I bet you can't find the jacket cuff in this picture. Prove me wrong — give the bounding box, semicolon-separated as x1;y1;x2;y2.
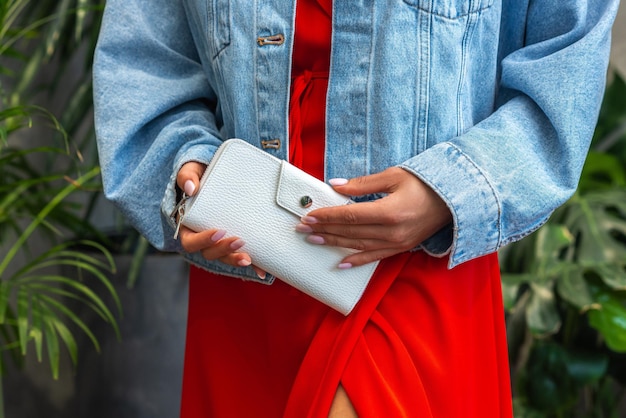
399;141;501;268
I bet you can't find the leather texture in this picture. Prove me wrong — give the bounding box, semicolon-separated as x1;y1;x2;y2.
182;139;379;315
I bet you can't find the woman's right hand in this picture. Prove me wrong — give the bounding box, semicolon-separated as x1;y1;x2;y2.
176;161;267;279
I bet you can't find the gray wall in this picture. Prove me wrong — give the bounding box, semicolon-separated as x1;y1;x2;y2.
611;3;626;77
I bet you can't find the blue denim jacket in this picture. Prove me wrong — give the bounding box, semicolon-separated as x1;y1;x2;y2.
93;0;619;283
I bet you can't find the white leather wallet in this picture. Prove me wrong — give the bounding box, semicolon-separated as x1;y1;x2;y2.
180;138;379;315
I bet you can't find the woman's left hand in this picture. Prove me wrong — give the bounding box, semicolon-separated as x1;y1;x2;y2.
296;167;453;268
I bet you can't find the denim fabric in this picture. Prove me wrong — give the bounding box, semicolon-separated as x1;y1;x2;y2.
93;0;619;282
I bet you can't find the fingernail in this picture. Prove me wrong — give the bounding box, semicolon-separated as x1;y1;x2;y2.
306;235;325;245
329;178;349;186
301;216;318;224
295;223;313;233
257;271;267;280
230;239;245;250
184;180;196;196
238;258;252;267
211;230;227;242
338;263;353;269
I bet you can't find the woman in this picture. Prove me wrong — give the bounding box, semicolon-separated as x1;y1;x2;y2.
93;0;619;416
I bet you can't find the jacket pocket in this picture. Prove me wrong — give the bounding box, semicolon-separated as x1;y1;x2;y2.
403;0;494;19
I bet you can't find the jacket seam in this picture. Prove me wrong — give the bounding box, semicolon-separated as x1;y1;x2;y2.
447;141;503;250
456;6;479;136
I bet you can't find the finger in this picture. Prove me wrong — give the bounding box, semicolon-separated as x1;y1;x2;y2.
252;265;268;280
218;252;253;268
305;232;407;253
327;167;406;196
215;254;267;280
179;226;244;258
339;247;402;268
179;227;267;278
296;222;397;242
199;236;248;261
177;161;207;196
303;199;401;226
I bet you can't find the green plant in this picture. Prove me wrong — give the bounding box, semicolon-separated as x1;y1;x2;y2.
501;73;626;417
0;0;119;414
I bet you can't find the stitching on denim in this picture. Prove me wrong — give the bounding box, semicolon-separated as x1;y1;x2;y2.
210;0;231;59
365;3;375;176
456;4;479;136
500;213;552;247
447;142;503;250
416;8;431;154
402;0;494;19
185;253;275;285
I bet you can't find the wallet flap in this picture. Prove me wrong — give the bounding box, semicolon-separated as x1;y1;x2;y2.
276;161;351;217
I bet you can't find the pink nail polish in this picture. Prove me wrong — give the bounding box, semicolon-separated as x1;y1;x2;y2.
301;216;318;224
295;223;314;233
184;179;196;196
211;230;227;242
329;178;349;186
230;239;245;250
338;263;353;269
307;235;325;245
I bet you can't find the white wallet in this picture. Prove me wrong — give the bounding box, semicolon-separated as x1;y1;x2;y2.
180;138;379;315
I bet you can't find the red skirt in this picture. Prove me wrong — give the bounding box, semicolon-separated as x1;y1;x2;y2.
181;253;512;417
180;0;512;416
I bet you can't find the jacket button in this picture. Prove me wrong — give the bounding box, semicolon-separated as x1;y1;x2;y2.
257;34;285;46
261;139;281;149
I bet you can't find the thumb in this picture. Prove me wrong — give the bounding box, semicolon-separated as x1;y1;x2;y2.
177;161;207;196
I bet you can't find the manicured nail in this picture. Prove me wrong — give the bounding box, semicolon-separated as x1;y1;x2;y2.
295;223;314;233
301;216;318;224
306;235;325;245
257;271;267;280
238;258;252;267
184;180;196;196
211;230;227;242
230;239;245;250
338;263;353;269
329;178;349;186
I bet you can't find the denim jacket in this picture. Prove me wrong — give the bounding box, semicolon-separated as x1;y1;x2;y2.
93;0;619;283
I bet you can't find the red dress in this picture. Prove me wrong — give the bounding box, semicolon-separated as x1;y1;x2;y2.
180;1;513;416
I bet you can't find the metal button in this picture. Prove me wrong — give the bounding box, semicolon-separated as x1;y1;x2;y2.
261;139;281;149
300;196;313;208
257;34;285;46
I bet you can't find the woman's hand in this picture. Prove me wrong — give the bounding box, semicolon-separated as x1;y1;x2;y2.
296;167;452;268
176;161;267;279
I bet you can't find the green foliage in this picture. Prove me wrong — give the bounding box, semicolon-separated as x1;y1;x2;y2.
0;0;118;387
501;73;626;417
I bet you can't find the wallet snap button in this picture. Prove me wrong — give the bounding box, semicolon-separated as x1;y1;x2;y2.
300;196;313;208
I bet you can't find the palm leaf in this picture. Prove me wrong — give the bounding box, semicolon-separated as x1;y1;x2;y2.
42;309;60;379
0;167;100;277
1;0;117;389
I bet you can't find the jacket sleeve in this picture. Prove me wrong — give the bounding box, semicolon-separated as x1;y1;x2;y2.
93;0;222;252
400;0;620;268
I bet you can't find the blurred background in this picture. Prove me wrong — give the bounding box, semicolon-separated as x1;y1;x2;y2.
613;6;626;76
1;2;626;418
